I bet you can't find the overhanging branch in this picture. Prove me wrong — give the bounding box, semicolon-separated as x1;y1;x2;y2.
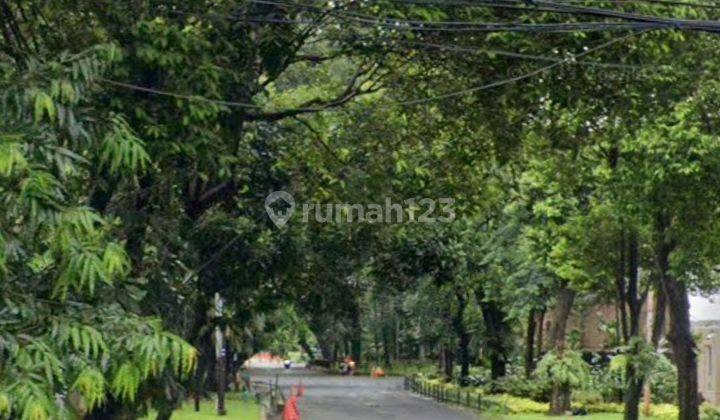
245;62;384;122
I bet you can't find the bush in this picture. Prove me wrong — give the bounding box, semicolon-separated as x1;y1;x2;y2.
572;389;604;405
581;402;623;413
648;403;679;419
583;351;677;404
535;350;590;391
481;393;675;417
647;354;678;404
484;394;549;414
489;375;548;401
701;403;720;420
587;355;625;402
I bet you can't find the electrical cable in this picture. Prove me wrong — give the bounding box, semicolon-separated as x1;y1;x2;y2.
164;4;684;33
389;30;642;106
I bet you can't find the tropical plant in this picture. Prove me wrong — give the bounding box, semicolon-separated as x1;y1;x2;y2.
0;45;195;419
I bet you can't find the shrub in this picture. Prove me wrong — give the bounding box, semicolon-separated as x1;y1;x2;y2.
572;389;604;405
489;375;548;401
574;401;677;418
581;402;623;413
535;350;590;391
584;350;677;404
648;403;679;419
587;356;624;402
484;394;549;414
701;403;720;420
647;354;678;404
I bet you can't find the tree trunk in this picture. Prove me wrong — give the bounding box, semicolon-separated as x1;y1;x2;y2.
663;275;699;420
478;292;510;380
438;344;445;374
616;226;629;342
551;383;572;416
395;316;401;363
537;308;545;356
643;286;667;415
155;409;173;420
623;228;644;420
525;309;536;378
382;321;392;366
549;285;575;415
188;295;211;412
651;286;667;348
443;344;454;380
624;374;644;420
656;215;699;420
318;340;335;362
454;289;471;382
351;336;362;365
124;175;154;276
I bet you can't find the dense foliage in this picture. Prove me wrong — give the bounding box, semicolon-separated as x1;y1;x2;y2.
3;1;720;419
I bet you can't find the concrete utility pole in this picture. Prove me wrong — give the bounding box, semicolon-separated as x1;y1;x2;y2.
215;293;227;416
642;290;654;416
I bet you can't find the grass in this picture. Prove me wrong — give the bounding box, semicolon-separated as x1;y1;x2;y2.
498;414;634;420
142;394;261;420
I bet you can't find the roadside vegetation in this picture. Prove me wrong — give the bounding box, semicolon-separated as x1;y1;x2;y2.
142;395;260;420
3;1;720;420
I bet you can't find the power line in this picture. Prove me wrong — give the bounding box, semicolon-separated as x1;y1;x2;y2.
100;79;265;109
164;3;700;70
167;9;670;33
161;5;696;70
369;37;664;70
102;78;366;114
393;0;720;8
391;30;642;106
246;0;720;34
536;0;720;32
101;30;654;114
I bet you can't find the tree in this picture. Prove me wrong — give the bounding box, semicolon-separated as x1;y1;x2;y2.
616;82;720;420
0;45;196;419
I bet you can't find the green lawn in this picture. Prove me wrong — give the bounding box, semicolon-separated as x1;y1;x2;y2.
142;395;261;420
497;414;660;420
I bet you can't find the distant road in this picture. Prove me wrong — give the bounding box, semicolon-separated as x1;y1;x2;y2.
248;368;478;420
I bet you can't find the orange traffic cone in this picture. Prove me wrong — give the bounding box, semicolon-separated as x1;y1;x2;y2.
283;396;301;420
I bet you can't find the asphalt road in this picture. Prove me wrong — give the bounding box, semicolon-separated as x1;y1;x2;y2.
248;368;478;420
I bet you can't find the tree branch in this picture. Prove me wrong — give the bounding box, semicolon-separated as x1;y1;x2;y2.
245;62;384;122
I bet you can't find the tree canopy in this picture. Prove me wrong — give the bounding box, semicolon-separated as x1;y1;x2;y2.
3;1;720;419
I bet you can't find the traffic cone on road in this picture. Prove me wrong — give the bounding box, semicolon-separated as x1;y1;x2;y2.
283;396;301;420
298;380;305;397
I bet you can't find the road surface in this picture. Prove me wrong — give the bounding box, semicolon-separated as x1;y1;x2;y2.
248;368;478;420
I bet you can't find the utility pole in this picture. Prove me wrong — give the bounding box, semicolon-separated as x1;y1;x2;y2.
642;290;654;416
214;293;227;416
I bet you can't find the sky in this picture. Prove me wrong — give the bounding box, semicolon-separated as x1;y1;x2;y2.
690;294;720;321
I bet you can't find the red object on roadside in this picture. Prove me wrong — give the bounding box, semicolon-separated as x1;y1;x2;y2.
283;396;301;420
298;380;305;397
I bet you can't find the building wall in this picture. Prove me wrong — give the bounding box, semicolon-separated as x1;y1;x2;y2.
542;303;649;352
541;299;720;405
698;332;720;405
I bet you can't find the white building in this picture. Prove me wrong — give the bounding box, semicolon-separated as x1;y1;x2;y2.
699;332;720;405
692;295;720;406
